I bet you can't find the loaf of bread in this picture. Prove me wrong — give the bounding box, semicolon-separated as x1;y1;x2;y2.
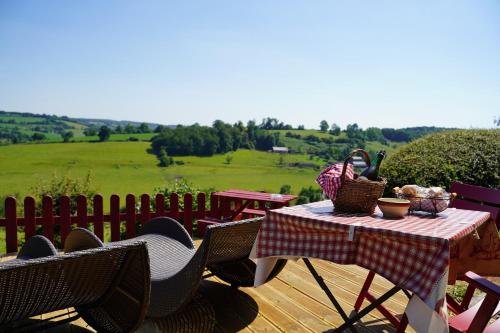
401;185;418;196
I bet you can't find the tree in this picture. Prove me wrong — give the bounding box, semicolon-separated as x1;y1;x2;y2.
329;123;341;136
83;126;97;136
32;132;46;141
255;132;277;151
365;127;383;141
279;184;292;194
158;148;173;167
115;125;123;134
247;120;257;142
297;125;305;130
124;123;136;134
61;131;74;143
138;123;149;133
154;125;165;133
320;120;329;132
98;126;111;141
346;123;365;140
225;152;233;164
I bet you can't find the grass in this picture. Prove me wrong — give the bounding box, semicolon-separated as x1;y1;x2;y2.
0;142;321;205
0;142;323;253
72;133;155;142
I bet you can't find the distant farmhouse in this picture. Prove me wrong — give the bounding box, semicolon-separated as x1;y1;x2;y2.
271;146;289;153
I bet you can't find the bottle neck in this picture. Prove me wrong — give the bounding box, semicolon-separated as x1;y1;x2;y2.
373;154;384;169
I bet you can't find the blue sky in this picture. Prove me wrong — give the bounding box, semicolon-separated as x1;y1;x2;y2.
1;1;499;129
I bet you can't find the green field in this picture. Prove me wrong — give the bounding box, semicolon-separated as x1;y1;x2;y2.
0;142;321;206
72;133;155;142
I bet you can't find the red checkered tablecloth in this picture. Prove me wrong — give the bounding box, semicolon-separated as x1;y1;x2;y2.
254;200;491;301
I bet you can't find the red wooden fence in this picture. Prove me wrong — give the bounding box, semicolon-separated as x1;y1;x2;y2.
0;193;208;254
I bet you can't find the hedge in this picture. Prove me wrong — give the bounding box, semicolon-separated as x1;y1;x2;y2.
381;129;500;191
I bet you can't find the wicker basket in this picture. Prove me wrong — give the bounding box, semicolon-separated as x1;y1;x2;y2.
334;149;387;214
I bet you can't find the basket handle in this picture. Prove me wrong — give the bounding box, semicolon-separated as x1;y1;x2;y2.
340;148;372;183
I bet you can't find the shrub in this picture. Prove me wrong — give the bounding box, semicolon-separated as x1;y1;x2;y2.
154;178;214;210
29;172;96;247
32;132;46;141
279;184;292;195
381;129;500;192
30;171;96;214
157;148;174;167
296;186;323;204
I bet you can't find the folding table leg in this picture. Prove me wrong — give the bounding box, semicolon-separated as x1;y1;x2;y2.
353;270;409;328
332;285;402;333
354;271;375;312
303;258;359;333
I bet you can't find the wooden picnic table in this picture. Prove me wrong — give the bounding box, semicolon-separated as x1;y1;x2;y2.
197;189;297;236
211;189;297;220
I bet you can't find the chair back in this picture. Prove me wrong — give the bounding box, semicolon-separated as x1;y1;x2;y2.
0;241;150;333
203;217;263;265
449;181;500;228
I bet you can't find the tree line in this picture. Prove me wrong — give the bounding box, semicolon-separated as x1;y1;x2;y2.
317;120;454;143
150;120;281;162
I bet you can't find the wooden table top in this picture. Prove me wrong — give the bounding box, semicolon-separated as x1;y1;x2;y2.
212;189;297;203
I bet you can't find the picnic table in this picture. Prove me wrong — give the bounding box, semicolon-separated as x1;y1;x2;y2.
250;200;500;333
197;190;296;236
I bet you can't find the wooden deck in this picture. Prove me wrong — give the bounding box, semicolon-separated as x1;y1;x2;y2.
1;246;415;333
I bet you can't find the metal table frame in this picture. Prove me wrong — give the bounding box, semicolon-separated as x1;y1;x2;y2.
303;258;408;332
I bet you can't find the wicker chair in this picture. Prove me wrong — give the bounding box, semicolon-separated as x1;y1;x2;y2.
66;216;286;318
0;235;150;333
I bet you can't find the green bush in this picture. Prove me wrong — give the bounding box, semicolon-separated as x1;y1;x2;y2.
29;172;96;247
154;178;214;210
381;129;500;192
296;186;323;204
30;171;96;214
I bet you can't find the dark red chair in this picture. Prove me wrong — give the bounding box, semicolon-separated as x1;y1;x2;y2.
448;271;500;333
449;181;500;229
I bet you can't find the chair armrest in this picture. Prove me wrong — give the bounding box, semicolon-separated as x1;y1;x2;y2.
464;271;500;297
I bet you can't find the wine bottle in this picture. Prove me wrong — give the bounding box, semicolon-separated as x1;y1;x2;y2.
360;150;386;181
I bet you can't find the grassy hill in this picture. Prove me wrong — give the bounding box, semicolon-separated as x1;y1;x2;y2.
0;142;322;207
0;111;161;144
0;111;86;142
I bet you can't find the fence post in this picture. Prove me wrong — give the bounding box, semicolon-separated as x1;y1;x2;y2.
125;194;136;239
169;193;179;220
5;197;18;253
24;196;36;241
60;196;71;247
76;195;88;229
197;192;206;219
110;194;121;241
184;193;193;235
140;194;150;225
93;195;104;241
155;193;165;217
42;196;54;244
210;193;219;218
